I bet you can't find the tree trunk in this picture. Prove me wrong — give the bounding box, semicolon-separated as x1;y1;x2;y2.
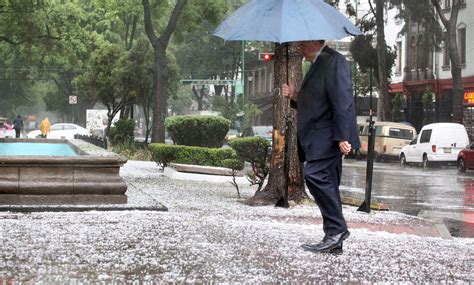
143;0;187;143
246;43;307;206
192;85;205;111
431;0;463;123
375;0;391;121
151;47;168;143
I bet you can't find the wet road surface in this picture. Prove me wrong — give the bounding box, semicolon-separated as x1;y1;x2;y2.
341;159;474;238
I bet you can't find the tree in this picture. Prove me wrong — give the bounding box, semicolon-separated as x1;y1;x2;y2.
0;0;83;118
391;93;403;122
348;1;396;121
142;0;227;143
119;37;154;143
169;85;193;115
431;0;463;123
246;43;308;206
370;0;391;121
75;44;135;134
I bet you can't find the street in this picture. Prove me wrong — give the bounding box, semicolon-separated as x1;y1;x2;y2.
341;159;474;238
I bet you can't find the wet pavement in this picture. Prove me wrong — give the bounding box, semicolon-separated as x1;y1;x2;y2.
0;160;473;283
340;159;474;238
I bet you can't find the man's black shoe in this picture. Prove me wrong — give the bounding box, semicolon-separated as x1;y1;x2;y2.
322;230;350;242
301;231;349;254
301;243;343;254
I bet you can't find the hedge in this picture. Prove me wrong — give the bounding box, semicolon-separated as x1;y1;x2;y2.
165;115;230;148
148;143;241;169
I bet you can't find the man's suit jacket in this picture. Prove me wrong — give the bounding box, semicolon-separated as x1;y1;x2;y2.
294;46;360;162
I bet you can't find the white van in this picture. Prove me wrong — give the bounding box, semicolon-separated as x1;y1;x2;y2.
399;123;469;168
359;122;417;161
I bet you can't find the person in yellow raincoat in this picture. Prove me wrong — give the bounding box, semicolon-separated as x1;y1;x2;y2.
39;117;51;138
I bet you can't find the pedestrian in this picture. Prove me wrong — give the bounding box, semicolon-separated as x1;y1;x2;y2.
39;117;51;138
12;114;23;138
282;40;360;254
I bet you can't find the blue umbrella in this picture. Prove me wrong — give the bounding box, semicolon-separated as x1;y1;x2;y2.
213;0;362;42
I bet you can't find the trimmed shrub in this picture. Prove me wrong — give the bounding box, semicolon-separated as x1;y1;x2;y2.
165;115;230;148
148;143;241;169
229;136;271;191
109;119;135;145
221;158;245;171
228;136;270;166
148;144;177;169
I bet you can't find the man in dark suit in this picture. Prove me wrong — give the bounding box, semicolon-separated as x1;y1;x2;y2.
282;40;360;254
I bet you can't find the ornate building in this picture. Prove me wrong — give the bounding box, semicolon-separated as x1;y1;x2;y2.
387;1;473;137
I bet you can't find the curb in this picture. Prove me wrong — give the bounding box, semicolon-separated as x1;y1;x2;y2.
342;196;390;211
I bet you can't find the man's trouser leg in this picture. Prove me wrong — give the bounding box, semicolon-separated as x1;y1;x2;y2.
304;154;346;236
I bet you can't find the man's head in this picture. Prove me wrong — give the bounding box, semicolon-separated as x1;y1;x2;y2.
298;40;325;62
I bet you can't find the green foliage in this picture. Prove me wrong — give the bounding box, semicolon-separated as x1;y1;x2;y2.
229;136;270;191
148;144;177;169
113;144;153;161
242;103;263;130
221;158;245;171
148;143;238;169
422;91;434;126
350;35;397;82
169;85;194;115
229;137;270;166
165;115;230;148
390;0;443;49
392;93;404;122
109;119;135;145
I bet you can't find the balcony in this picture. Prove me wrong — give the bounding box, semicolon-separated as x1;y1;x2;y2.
404;68;434;81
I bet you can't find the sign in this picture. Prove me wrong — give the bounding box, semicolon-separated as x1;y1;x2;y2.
69;95;77;104
86;109;120;130
464;92;474;105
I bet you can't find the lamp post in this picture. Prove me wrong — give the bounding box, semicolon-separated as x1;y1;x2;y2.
241;40;245;110
358;67;375;213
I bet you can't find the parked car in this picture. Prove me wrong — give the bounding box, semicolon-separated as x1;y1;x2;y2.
457;142;474;173
399;123;469;169
359;121;417;161
27;123;90;139
0;118;15;138
241;125;273;143
225;129;240;142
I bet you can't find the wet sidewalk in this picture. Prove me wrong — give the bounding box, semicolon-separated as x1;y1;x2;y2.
0;160;472;283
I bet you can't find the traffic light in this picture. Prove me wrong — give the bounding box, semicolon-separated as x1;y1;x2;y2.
258;52;274;62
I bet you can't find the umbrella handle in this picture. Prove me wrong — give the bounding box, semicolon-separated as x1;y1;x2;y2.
285;43;289;85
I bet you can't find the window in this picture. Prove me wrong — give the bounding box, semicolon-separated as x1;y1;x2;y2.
420;129;432;143
443;45;450;67
51;125;63;131
389;128;414;140
458;27;466;65
396;41;402;74
417;35;425;69
63;125;76;130
410;36;417;70
375;127;383;136
443;32;450;67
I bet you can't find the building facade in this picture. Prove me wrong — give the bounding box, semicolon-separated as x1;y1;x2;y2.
387;1;474;137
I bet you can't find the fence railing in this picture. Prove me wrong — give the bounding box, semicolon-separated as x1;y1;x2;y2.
74;134;108;149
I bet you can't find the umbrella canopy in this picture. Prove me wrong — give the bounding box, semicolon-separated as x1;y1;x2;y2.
214;0;362;43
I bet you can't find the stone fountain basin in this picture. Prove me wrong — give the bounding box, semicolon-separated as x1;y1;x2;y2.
0;138;128;195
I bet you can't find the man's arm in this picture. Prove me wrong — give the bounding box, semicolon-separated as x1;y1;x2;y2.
282;83;298;109
325;53;355;154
